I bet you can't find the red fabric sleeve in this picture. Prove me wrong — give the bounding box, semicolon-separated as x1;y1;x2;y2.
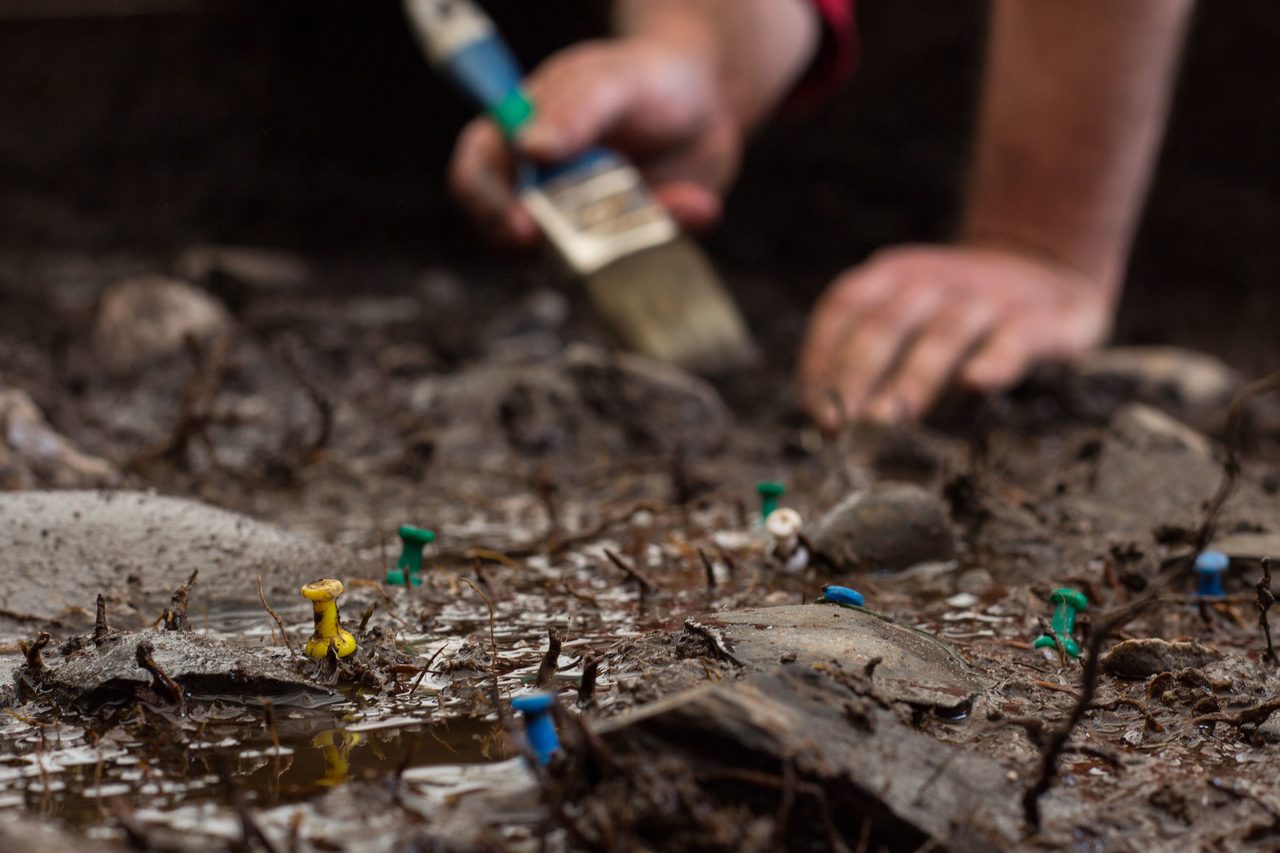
786;0;858;111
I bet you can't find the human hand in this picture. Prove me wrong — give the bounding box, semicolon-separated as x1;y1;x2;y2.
797;245;1116;429
448;36;741;245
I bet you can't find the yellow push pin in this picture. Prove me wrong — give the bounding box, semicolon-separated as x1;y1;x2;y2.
301;579;357;660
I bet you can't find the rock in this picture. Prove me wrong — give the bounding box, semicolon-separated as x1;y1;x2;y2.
404;343;729;461
0;386;119;488
681;603;983;711
1074;347;1239;413
0;490;362;636
810;482;955;572
1101;638;1222;679
91;275;231;375
1257;711;1280;744
36;629;339;710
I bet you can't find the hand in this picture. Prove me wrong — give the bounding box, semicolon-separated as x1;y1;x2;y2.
448;36;742;245
797;244;1116;429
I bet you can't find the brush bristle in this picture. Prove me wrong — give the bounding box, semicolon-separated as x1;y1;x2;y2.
583;238;758;375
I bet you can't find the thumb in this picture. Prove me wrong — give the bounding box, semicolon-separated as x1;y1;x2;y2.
515;73;634;162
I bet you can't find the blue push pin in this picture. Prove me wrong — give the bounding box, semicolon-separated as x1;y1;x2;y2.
511;692;559;766
821;584;865;607
1194;551;1229;597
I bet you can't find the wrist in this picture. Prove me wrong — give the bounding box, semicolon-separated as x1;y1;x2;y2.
957;217;1127;302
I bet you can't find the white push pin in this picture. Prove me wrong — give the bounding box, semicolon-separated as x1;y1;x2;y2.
766;507;809;571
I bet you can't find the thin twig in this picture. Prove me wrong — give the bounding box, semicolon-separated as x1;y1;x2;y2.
1257;557;1276;663
257;574;296;655
460;576;504;719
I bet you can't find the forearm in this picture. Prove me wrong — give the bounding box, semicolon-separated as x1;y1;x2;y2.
614;0;820;131
961;0;1194;294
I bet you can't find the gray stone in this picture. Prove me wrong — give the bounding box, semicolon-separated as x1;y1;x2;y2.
91;275;231;375
1257;711;1280;744
1101;638;1222;679
810;482;955;572
681;603;982;711
0;386;119;488
0;490;361;636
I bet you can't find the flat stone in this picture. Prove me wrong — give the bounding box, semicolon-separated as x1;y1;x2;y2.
682;603;982;711
38;629;338;709
810;483;955;572
1207;531;1280;563
0;490;361;636
1101;638;1222;679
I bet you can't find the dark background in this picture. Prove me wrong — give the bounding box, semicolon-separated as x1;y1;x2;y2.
0;0;1276;368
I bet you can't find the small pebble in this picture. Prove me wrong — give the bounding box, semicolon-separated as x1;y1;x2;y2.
946;592;978;609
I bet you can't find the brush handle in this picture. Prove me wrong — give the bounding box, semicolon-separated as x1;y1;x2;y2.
403;0;534;137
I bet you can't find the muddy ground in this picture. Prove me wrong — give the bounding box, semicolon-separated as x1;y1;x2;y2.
2;3;1280;851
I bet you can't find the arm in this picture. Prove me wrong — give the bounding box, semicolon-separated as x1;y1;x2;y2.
799;0;1194;427
962;0;1195;299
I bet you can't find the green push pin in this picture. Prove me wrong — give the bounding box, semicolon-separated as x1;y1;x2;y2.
756;481;785;521
1032;588;1089;658
385;525;436;587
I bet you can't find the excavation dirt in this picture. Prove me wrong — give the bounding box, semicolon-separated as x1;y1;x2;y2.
2;257;1280;852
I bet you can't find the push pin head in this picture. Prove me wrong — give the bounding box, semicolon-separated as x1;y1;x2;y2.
511;691;559;766
821;584;865;607
1194;551;1229;597
767;508;809;570
756;481;785;520
1032;587;1088;658
301;578;357;660
386;525;436;587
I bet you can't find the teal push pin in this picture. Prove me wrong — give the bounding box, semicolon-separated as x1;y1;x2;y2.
1032;588;1089;658
385;525;436;587
756;481;785;521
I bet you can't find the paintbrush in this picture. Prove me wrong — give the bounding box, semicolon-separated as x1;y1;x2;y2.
403;0;757;374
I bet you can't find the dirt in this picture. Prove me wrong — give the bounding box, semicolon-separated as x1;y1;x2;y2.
1;250;1279;850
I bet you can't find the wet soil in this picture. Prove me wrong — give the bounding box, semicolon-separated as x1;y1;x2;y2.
1;252;1279;850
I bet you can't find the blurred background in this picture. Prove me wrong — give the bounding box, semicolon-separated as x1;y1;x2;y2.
0;0;1276;369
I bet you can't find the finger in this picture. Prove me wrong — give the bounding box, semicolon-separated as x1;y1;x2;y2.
518;65;635;162
652;182;722;231
960;328;1035;392
863;301;995;422
448;119;534;244
796;269;900;424
830;288;946;421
